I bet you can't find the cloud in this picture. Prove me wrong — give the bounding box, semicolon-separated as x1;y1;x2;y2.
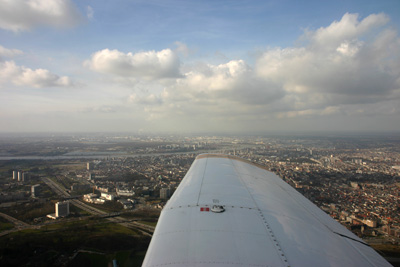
254;12;400;116
0;60;74;88
123;13;400;133
169;60;284;105
129;59;285;126
85;48;182;80
87;6;94;20
174;41;194;57
82;105;117;114
0;45;75;88
0;45;23;58
305;13;389;49
0;0;84;32
129;93;163;105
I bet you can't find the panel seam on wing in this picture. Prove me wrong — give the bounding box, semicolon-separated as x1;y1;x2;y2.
152;229;270;237
164;205;257;210
196;157;208;206
145;261;270;267
230;158;291;267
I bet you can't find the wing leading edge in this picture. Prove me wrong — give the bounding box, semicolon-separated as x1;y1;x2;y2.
142;154;391;267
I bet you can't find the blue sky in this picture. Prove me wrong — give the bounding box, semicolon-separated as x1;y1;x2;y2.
1;0;400;134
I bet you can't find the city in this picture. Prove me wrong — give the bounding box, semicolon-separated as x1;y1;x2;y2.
1;0;400;266
0;133;399;266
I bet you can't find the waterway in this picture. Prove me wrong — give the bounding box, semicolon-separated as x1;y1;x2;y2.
0;149;227;161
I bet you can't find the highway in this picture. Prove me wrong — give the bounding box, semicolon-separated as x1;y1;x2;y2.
41;176;155;236
41;177;106;215
0;211;41;237
0;177;155;237
0;211;29;228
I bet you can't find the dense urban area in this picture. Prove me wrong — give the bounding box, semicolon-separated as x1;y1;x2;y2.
0;133;399;266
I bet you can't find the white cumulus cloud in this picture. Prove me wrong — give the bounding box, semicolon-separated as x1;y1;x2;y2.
0;0;84;32
85;48;182;80
124;12;400;133
307;12;389;49
129;59;285;126
255;12;400;118
0;61;73;88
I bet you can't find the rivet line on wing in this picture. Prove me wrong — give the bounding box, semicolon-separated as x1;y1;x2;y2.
196;157;209;206
165;205;256;210
231;158;290;267
257;208;290;267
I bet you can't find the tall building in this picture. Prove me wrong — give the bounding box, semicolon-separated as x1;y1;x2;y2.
55;201;69;218
17;171;23;181
31;184;40;198
89;173;95;180
22;172;29;182
87;162;94;171
160;188;171;199
12;170;17;180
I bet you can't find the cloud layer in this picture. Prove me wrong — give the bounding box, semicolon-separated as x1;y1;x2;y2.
2;11;399;133
120;13;400;132
255;13;400;110
0;0;83;32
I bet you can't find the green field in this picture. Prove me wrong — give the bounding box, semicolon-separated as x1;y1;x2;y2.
0;200;56;223
0;219;151;266
68;250;146;267
0;222;13;231
138;220;157;227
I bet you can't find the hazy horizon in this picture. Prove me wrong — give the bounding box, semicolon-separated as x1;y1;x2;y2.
0;130;399;138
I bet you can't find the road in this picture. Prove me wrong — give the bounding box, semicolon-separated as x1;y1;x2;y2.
0;177;155;237
0;211;42;237
0;211;29;228
41;176;155;236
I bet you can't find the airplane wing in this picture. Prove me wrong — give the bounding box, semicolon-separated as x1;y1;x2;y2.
142;154;391;266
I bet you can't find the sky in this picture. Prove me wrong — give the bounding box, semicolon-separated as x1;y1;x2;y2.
0;0;400;135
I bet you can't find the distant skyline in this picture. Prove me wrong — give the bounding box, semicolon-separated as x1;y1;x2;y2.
1;0;400;134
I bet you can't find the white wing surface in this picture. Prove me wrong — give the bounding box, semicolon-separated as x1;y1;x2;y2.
142;154;391;267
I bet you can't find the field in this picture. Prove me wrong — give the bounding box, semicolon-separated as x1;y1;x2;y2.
0;219;151;266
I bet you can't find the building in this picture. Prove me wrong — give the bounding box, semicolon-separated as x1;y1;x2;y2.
160;188;171;199
83;193;98;202
101;192;115;201
83;193;105;204
55;201;69;218
22;172;29;182
88;173;95;180
363;219;377;228
12;170;17;180
116;189;135;197
97;186;110;193
118;199;133;209
71;183;91;192
17;171;23;181
31;184;40;198
87;162;94;171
